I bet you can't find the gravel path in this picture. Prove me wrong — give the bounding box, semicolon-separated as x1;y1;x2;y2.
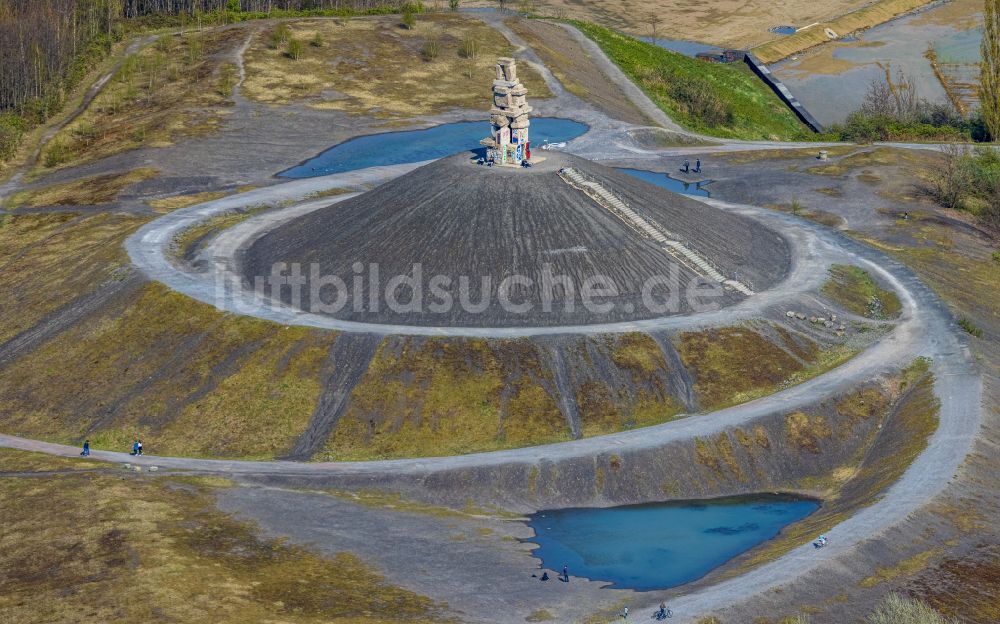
0;193;982;620
125;156;844;338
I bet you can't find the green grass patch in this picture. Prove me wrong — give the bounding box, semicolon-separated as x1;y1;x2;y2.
822;264;902;320
958;318;983;338
572;21;812;141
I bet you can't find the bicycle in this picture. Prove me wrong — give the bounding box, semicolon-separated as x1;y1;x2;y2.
652;606;673;620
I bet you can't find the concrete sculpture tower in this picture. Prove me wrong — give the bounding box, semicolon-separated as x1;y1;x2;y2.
481;57;532;165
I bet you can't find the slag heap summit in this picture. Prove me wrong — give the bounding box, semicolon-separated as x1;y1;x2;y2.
481;57;532;165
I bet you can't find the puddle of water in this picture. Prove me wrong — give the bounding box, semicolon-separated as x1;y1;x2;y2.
617;168;712;197
770;26;798;35
279;118;589;178
527;495;819;591
640;37;720;58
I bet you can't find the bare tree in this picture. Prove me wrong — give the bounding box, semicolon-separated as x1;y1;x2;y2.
982;0;1000;139
647;11;660;45
860;69;920;121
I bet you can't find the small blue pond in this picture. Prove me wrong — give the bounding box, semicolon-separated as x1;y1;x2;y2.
279;118;589;178
618;168;712;197
640;37;720;58
769;25;798;35
527;496;819;591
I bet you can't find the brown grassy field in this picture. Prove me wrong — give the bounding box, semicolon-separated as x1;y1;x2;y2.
0;449;448;624
7;168;158;209
753;0;931;62
320;337;571;460
473;0;928;50
0;281;337;458
0;212;145;344
39;28;243;174
676;323;859;411
242;13;551;115
505;18;650;125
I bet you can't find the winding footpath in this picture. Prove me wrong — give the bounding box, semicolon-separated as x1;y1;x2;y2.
0;18;986;623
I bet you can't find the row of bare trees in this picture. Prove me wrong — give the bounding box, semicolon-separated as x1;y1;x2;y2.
0;0;122;113
0;0;405;115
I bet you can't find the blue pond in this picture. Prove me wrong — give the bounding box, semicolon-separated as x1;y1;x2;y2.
279;118;589;178
618;168;712;197
639;37;720;58
527;496;819;591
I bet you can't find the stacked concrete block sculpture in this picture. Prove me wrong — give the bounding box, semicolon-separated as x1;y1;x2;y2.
480;57;532;165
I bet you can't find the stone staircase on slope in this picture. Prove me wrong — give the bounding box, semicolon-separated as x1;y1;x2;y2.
559;167;753;296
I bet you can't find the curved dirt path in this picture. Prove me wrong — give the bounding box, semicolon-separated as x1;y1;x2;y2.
0;15;986;622
0;193;982;621
125;165;856;337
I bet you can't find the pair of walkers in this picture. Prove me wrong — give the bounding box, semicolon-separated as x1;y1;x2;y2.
80;439;146;456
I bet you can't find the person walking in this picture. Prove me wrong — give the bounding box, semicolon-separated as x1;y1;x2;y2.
81;440;90;457
131;439;139;456
562;565;569;582
137;440;143;456
694;158;702;173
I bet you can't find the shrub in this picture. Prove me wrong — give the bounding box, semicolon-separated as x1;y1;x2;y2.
310;32;324;47
401;5;417;29
43;141;69;168
285;38;304;60
993;251;1000;264
958;318;983;338
867;594;957;624
0;113;27;161
217;64;237;97
449;0;460;9
269;23;291;49
459;35;480;59
422;38;440;61
930;147;1000;233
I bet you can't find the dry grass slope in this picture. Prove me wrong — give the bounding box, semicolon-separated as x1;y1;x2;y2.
739;359;938;568
0;449;448;623
676;323;857;411
243;14;551;115
41;28;242;172
753;0;932;63
8;168;158;209
0;212;144;344
0;282;336;459
321;337;570;460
